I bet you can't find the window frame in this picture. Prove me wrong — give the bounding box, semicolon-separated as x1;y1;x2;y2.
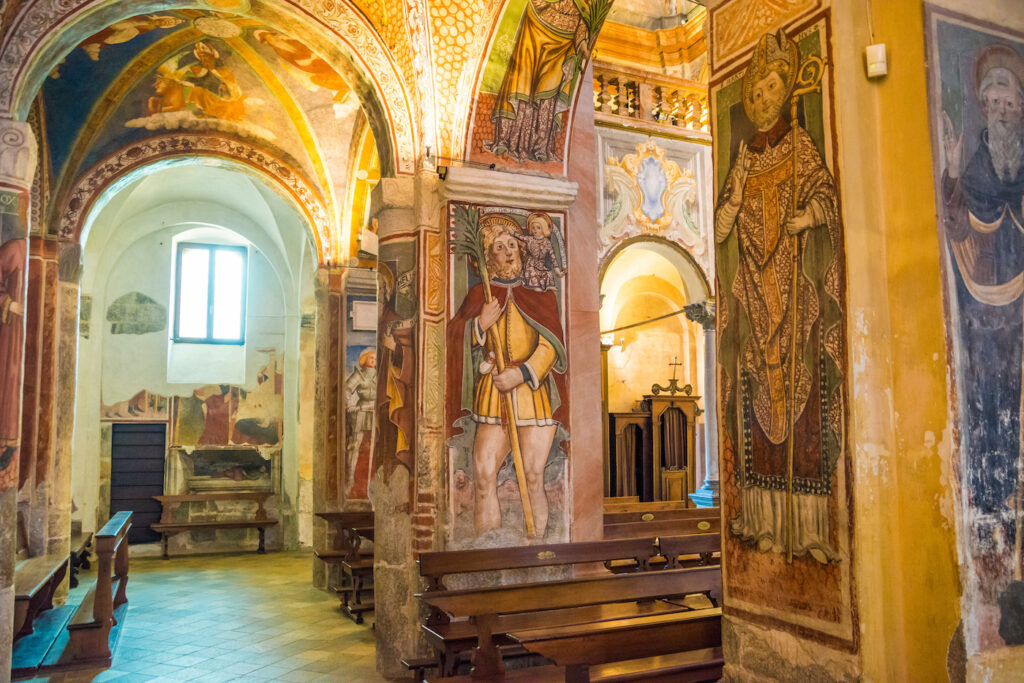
172;241;248;345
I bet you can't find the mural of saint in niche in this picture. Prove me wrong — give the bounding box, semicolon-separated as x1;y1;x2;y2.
486;0;607;163
929;16;1024;646
0;191;27;492
375;254;417;480
345;347;377;499
448;206;569;545
716;29;844;564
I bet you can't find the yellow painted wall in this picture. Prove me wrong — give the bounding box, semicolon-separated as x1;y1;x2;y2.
833;0;960;678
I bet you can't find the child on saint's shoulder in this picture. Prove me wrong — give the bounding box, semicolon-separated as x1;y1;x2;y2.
517;212;566;291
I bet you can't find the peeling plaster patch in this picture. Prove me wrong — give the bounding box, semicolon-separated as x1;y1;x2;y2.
925;430;937;449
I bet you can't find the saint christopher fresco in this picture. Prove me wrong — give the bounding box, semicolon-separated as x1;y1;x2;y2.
716;29;844;564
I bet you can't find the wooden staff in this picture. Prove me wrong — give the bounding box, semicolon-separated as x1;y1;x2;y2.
785;54;825;564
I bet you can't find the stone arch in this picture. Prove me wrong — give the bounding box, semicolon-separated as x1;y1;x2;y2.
59;134;331;263
0;0;416;176
599;234;712;304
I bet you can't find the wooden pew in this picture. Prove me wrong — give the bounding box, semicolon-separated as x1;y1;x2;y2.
152;492;277;559
315;511;374;623
415;538;660;677
69;532;92;589
13;555;69;640
603;508;720;541
420;566;722;682
66;511;132;666
659;534;721;569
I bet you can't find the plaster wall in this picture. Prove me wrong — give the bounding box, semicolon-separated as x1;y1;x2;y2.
70;168;315;554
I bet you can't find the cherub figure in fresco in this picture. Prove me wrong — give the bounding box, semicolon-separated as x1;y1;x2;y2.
486;0;592;162
148;42;246;121
514;212;566;292
716;29;843;564
80;15;183;61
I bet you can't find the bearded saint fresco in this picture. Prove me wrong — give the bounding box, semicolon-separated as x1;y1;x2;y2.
937;37;1024;644
447;210;568;541
716;29;844;564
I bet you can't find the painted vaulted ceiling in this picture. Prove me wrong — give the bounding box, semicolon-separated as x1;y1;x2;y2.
1;0;706;257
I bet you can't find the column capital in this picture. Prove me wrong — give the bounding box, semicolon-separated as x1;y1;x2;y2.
0;119;36;190
684;298;716;330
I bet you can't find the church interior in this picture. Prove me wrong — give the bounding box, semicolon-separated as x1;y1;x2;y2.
1;0;1023;680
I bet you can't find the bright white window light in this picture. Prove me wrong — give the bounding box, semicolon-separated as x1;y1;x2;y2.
174;243;247;344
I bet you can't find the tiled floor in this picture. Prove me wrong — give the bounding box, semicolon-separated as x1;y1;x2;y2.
29;551;390;683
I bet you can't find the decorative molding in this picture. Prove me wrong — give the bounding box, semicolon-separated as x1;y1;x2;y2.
0;119;36;190
0;0;416;174
58;134;331;260
441;166;578;211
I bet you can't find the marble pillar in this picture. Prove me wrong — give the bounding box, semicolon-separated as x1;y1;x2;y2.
0;119;38;677
685;300;719;508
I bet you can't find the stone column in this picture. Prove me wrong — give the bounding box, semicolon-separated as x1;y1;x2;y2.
0;119;38;676
685;300;718;508
370;174;421;678
48;243;81;568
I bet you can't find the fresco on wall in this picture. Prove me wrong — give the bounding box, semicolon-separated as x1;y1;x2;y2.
925;7;1024;650
102;390;169;420
106;291;167;335
0;190;28;493
468;0;611;173
40;9;360;247
171;352;284;447
375;240;417;483
345;295;377;500
712;14;855;648
446;203;569;548
602;137;702;259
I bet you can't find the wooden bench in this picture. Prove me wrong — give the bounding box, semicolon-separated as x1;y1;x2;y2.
603;508;720;541
315;511;374;623
65;510;132;667
415;538;661;677
152;492;277;559
419;565;722;682
13;554;69;640
69;532;92;589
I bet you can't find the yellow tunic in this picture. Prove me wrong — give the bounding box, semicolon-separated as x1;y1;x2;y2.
472;290;557;426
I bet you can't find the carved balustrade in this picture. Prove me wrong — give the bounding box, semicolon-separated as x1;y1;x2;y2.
593;62;709;135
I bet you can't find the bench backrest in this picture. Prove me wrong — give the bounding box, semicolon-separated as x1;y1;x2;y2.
604;507;720;525
154;492;272;503
316;511;374;528
154;493;272;524
658;534;721;567
418;565;721;617
604;516;721;540
604;500;694;514
418;537;658;590
96;510;132;556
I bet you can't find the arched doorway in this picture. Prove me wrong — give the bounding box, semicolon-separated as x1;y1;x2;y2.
599;236;712;504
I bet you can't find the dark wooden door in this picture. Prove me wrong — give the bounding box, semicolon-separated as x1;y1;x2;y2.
110;423;166;544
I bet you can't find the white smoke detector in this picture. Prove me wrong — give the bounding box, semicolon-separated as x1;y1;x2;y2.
865;43;888;78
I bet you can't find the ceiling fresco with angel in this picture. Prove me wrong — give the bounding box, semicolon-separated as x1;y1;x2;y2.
38;9;367;252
